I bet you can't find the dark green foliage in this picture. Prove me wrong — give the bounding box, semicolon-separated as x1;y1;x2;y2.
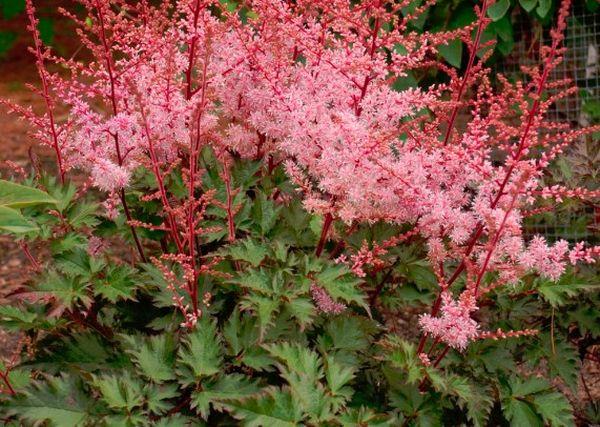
0;153;594;426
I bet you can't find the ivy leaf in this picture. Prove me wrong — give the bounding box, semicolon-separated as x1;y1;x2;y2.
177;316;223;383
5;374;100;427
487;0;510;21
191;374;261;419
225;386;303;426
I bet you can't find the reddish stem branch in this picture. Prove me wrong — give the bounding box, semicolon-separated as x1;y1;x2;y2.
26;0;65;184
315;213;333;257
416;0;569;367
94;1;146;263
442;0;490;147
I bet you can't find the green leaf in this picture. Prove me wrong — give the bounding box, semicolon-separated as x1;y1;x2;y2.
66;202;99;229
501;377;574;427
487;0;510;21
251;192;280;235
0;30;16;55
439;39;463;68
94;265;138;303
315;264;367;311
0;206;38;233
177;316;223;382
324;355;355;399
338;407;395;426
5;374;99;427
265;342;333;420
225;387;303;426
228;238;268;266
123;334;177;383
144;383;179;415
38;17;54;45
284;297;315;330
519;0;538;12
0;179;57;208
536;0;551;18
536;273;589;307
1;0;25;19
36;272;91;309
93;372;144;411
191;374;260;419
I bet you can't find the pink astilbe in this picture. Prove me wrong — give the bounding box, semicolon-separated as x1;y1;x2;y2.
7;0;599;341
310;284;346;315
419;292;479;351
520;236;570;281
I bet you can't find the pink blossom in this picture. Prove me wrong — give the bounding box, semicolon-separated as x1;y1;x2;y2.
310;284;346;315
419;292;479;350
520;236;569;281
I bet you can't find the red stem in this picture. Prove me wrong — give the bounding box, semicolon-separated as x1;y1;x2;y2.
95;2;146;263
417;0;567;360
26;0;65;184
0;371;15;395
20;242;40;271
442;0;490;147
315;213;333;257
223;167;236;243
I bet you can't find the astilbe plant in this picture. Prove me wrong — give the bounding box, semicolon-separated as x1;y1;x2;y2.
0;0;599;425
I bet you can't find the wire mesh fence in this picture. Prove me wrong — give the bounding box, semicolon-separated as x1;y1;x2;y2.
499;3;599;243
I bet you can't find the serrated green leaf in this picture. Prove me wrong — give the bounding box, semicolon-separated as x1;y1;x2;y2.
94;265;138;303
177;316;223;382
228;238;268;266
501;376;574;427
36;272;91;309
93;372;144;411
191;374;260;419
123;334;177;383
5;374;99;427
225;387;303;426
